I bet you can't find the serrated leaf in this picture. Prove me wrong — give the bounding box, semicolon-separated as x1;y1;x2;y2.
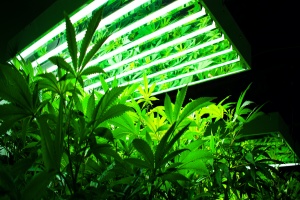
160;149;188;168
64;12;78;70
81;36;109;69
79;6;104;68
178;97;215;125
80;66;105;76
97;86;127;115
0;63;33;111
48;56;75;75
180;150;213;163
180;159;209;175
96;104;133;125
132;139;154;169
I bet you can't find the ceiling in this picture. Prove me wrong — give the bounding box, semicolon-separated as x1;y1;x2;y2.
0;0;299;146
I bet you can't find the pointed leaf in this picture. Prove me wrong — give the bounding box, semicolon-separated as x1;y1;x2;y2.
79;6;104;68
86;89;95;120
173;86;187;121
180;159;209;175
178;97;215;125
155;123;176;167
64;12;78;70
81;35;109;69
48;56;75;75
180;150;213;163
132;139;154;169
96;104;133;125
80;65;105;76
161;149;188;168
125;158;151;169
164;94;173;123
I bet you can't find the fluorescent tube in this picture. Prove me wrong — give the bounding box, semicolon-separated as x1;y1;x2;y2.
32;0;151;67
20;0;109;59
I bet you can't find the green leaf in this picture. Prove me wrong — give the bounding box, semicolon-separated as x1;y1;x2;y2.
96;104;133;125
37;73;60;93
37;115;60;171
78;6;104;68
80;65;105;76
180;150;213;163
132;139;154;169
125;158;151;169
81;35;109;69
164;123;190;155
155;123;176;168
110;176;135;187
48;56;75;75
180;159;209;175
94;127;114;142
161;149;188;168
64;11;78;70
161;173;189;182
86;89;95;120
90;144;122;163
99;74;109;92
109;113;137;135
164;94;173;123
245;152;255;166
0;63;33;111
95;86;127;118
178;97;215;125
173;86;187;121
21;171;56;200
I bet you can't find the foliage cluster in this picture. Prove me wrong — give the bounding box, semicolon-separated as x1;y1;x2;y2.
0;5;299;200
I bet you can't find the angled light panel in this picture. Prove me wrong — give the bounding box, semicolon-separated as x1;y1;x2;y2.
13;0;251;98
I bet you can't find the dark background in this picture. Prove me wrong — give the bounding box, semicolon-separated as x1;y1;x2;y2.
0;0;299;150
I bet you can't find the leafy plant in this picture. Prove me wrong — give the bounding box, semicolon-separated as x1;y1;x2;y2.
1;2;299;199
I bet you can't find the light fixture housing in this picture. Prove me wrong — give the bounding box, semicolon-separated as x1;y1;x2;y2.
8;0;251;98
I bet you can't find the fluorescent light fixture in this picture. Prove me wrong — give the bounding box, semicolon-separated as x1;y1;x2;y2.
15;0;251;99
88;22;216;79
85;9;206;68
84;41;230;91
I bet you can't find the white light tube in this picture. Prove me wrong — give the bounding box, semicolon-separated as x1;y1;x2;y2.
154;58;239;87
103;35;224;83
85;10;206;68
20;0;109;59
46;0;196;72
87;22;216;80
118;48;233;87
33;0;151;67
84;48;234;91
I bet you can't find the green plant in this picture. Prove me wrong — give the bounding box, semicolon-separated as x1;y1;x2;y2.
1;2;299;200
